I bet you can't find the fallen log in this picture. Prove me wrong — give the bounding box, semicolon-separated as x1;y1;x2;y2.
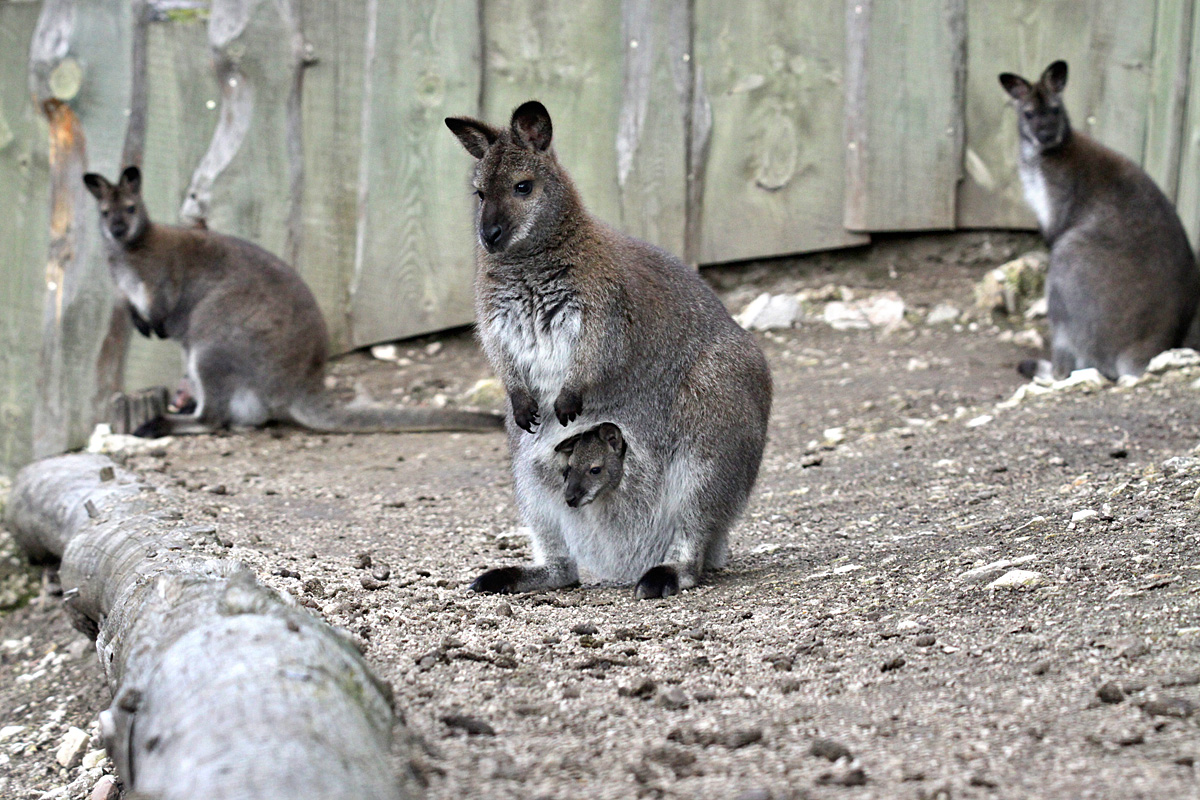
5;453;410;799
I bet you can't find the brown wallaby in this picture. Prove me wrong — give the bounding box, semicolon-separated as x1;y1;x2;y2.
1000;60;1200;380
555;422;625;508
83;166;503;436
446;101;772;599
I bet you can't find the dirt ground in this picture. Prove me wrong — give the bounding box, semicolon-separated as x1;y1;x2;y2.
3;232;1200;800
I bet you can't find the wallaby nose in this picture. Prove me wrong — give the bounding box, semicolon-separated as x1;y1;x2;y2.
565;491;581;508
110;222;128;238
483;223;505;248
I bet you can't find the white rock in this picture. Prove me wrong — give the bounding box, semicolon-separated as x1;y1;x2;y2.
965;414;993;428
1051;368;1105;391
1146;348;1200;374
736;292;803;331
81;748;108;769
0;724;26;741
424;341;443;356
86;424;172;455
823;292;906;331
926;303;960;325
960;559;1014;583
987;569;1045;589
822;427;846;445
55;726;89;768
369;343;398;361
460;377;505;408
1023;296;1049;319
1012;328;1045;350
1071;509;1098;523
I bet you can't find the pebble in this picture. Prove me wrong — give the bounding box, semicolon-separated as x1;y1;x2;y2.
816;764;868;786
0;725;26;741
915;634;937;647
987;569;1045;589
571;622;599;636
1141;697;1196;718
55;726;89;768
360;576;387;591
370;565;391;581
926;303;960;325
494;601;514;618
658;688;689;710
682;627;707;641
734;790;772;800
442;714;495;735
90;776;119;800
810;738;853;762
619;678;657;699
736;292;802;331
1071;509;1098;523
424;341;443;356
1097;681;1125;704
355;552;372;569
881;656;906;672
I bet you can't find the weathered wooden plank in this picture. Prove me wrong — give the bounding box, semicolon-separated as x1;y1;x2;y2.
693;0;867;264
30;0;136;460
957;0;1158;229
844;0;965;232
1142;0;1193;201
0;1;51;477
1171;2;1200;250
297;0;366;351
483;0;624;231
349;0;482;347
615;0;689;258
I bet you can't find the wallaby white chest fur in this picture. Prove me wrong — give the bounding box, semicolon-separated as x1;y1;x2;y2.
487;295;581;405
112;263;151;319
1018;154;1053;231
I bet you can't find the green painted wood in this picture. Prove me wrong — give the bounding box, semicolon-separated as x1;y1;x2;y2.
693;0;867;263
483;0;624;232
1143;0;1194;201
1172;2;1200;250
845;0;965;232
957;0;1158;229
297;0;366;352
349;0;482;347
0;1;51;476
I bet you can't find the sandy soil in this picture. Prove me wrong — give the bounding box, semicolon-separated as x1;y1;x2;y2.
2;232;1199;800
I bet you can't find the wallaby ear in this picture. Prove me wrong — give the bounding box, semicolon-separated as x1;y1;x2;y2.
445;117;500;159
596;423;624;453
118;165;142;195
510;101;553;152
554;433;581;455
998;73;1032;101
1041;60;1068;94
82;173;111;200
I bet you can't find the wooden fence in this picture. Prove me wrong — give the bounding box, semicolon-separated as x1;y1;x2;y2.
2;0;1200;476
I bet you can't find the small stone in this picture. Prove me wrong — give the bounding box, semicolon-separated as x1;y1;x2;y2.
619;678;657;699
441;714;494;735
81;749;108;769
763;653;794;671
816;764;868;786
723;726;764;749
926;303;960;325
1141;697;1196;718
810;738;853;762
1030;660;1053;676
1118;639;1151;660
734;790;772;800
494;601;514;617
360;576;386;591
370;565;391;581
822;427;846;445
370;344;399;361
987;569;1045;589
958;559;1014;584
562;684;581;699
915;634;937;647
736;292;803;331
424;341;443;356
1146;348;1200;374
206;484;228;495
1071;509;1098;523
658;688;689;710
302;578;324;597
441;635;464;649
881;656;906;672
55;726;89;768
1097;681;1125;704
90;776;120;800
682;627;707;641
355;552;372;569
461;378;506;408
0;725;26;741
571;622;599;636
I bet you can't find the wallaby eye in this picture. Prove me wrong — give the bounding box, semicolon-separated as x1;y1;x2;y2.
589;466;602;475
514;180;533;196
473;189;483;200
125;205;136;213
1022;109;1036;120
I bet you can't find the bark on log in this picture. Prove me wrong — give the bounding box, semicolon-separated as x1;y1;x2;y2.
5;453;410;800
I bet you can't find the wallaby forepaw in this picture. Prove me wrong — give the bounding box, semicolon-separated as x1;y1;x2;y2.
553;388;582;426
635;566;679;600
470;566;524;594
510;391;539;433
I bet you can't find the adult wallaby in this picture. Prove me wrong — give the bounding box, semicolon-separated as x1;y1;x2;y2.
999;60;1200;380
555;422;626;509
83;166;503;436
446;101;772;599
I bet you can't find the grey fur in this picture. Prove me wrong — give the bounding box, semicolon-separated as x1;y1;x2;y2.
1000;61;1200;380
82;167;502;435
446;101;772;599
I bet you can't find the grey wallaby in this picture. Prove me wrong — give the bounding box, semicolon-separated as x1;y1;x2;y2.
446;101;772;599
999;60;1200;380
83;166;503;436
555;422;626;509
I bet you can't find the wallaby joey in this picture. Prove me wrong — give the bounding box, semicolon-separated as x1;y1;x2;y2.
1000;61;1200;380
555;423;625;508
446;101;772;599
83;166;503;436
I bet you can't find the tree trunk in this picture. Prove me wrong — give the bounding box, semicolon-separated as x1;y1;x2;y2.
5;453;411;800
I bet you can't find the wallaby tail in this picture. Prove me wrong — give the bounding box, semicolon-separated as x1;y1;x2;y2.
288;392;503;433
